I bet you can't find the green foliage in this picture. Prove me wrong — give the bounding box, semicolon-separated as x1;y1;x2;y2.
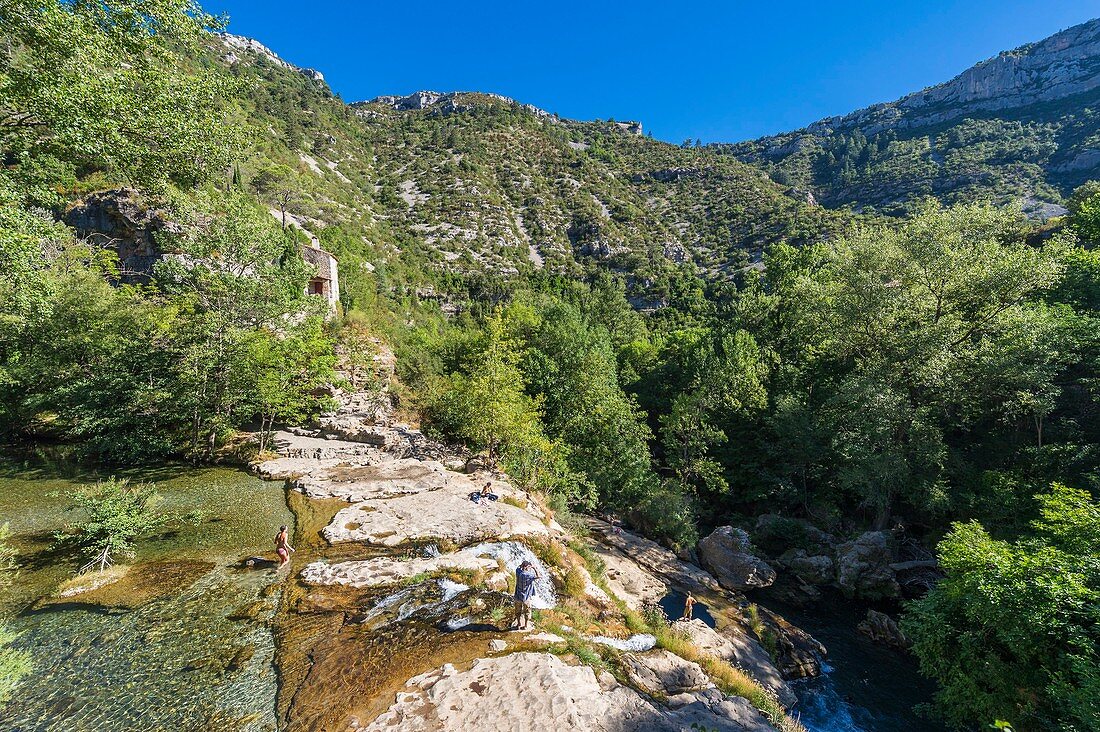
0;0;241;188
903;485;1100;731
0;188;336;460
1068;182;1100;245
53;478;166;571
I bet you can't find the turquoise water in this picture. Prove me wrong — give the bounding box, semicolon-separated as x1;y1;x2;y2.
0;461;292;732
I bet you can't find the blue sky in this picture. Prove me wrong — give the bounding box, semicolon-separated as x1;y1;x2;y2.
210;0;1100;143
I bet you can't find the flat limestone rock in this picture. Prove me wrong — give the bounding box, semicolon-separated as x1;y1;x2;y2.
301;549;500;589
292;458;454;501
266;430;378;461
324;488;553;547
588;542;668;610
674;619;796;708
254;456;358;482
361;652;774;732
586;518;720;594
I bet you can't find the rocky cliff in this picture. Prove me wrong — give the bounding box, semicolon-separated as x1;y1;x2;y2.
728;18;1100;215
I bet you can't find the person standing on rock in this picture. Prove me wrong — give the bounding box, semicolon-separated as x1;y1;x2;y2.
681;594;696;621
512;560;540;631
276;525;295;567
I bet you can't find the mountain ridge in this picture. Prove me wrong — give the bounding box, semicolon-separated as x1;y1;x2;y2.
725;17;1100;215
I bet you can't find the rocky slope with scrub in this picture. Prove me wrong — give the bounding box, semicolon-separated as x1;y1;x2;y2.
250;348;816;731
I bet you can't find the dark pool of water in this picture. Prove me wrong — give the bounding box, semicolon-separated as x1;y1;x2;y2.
773;596;945;732
659;590;716;628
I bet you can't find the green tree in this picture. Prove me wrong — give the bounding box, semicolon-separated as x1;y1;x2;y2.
432;311;544;465
903;485;1100;730
53;478;166;572
0;0;240;187
245;321;337;453
1067;181;1100;245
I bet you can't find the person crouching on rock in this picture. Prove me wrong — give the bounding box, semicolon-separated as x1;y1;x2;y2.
512;560;540;631
470;481;498;504
275;525;295;567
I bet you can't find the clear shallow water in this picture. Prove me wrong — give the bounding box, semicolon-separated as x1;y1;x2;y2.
0;461;292;732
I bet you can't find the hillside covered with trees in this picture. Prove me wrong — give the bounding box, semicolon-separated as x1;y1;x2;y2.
1;2;1098;731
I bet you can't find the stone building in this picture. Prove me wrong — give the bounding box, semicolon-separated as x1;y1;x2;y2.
301;241;340;309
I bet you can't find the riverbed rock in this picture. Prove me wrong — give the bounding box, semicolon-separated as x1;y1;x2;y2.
779;549;835;585
857;609;910;649
324;488;554;547
300;548;501;589
835;531;900;600
698;526;776;591
360;652;774;731
622;649;712;696
586;518;720;595
675;619;796;708
45;560;215;610
754;606;827;680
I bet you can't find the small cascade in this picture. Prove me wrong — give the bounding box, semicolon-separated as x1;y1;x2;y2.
437;578;468;602
587;634;657;652
469;541;557;609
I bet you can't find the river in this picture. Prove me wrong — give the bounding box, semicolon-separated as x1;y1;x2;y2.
0;459;292;732
774;596;945;732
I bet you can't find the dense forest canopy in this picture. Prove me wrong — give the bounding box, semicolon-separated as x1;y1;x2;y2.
1;1;1098;729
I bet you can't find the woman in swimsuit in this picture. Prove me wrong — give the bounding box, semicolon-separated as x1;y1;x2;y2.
276;525;294;567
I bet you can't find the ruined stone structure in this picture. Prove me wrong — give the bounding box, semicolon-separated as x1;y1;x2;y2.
301;242;340;309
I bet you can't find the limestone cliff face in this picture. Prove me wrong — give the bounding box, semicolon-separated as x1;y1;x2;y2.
217;33;326;84
730;18;1100;213
805;18;1100;136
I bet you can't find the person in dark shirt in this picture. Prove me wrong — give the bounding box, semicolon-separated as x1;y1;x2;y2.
512;560;540;630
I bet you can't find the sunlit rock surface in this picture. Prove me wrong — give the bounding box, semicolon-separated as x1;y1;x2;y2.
359;652;774;732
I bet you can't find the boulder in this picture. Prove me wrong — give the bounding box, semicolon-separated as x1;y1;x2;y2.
698;527;776;591
675;619;796;708
754;606;827;680
622;650;712;696
835;532;900;599
779;549;835;585
857;609;910;649
361;652;774;732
